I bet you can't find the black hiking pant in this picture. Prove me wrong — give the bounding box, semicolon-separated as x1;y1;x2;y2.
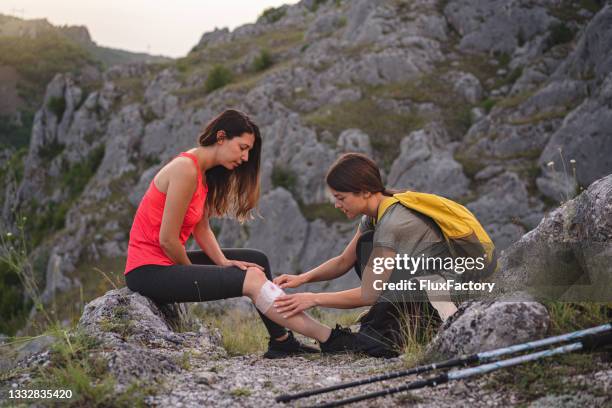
353;231;442;357
125;248;286;338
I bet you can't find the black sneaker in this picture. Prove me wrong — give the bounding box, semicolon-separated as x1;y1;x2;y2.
320;324;360;354
263;331;320;359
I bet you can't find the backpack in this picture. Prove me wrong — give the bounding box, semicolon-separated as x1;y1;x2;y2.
376;191;498;282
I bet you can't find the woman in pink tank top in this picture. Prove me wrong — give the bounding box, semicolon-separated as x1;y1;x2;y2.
124;109;350;358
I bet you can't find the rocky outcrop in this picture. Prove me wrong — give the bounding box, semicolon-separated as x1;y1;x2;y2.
467;172;544;250
427;172;612;359
444;0;556;54
426;299;550;359
77;287;224;389
535;5;612;201
497;173;612;302
387;124;470;200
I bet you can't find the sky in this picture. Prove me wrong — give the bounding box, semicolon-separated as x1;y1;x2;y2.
0;0;299;58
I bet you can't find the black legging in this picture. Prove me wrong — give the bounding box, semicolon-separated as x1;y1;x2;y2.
125;248;286;338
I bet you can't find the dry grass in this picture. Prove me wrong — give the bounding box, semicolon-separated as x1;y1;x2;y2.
194;305;364;356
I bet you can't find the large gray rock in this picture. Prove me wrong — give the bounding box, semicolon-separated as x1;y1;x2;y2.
341;0;386;45
426;299;550;359
497;174;612;302
444;0;555;54
336;128;373;157
263;115;336;204
446;71;483;104
40;253;74;303
536;72;612;201
305;10;345;41
388;126;470;200
197;27;230;48
78;287;224;390
467;172;544;250
0;334;56;373
299;219;362;293
554;5;612;82
244;188;308;274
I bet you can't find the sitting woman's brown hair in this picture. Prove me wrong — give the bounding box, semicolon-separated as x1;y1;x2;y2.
198;109;262;222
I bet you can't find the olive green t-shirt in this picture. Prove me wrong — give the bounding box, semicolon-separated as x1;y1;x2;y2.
358;202;453;279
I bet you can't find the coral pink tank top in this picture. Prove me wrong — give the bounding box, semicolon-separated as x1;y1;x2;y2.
124;152;208;275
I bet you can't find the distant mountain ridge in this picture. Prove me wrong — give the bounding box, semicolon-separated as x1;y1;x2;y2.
0;13;169;66
0;13;170;148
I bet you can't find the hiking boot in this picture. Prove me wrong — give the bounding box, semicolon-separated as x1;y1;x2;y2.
320;324;360;354
263;331;319;359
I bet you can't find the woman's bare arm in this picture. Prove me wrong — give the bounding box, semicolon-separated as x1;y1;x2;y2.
192;212;227;265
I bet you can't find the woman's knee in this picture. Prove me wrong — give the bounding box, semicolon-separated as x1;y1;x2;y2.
245;249;272;275
242;266;268;298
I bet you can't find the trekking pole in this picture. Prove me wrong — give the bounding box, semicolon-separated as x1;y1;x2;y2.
276;322;611;403
307;329;612;408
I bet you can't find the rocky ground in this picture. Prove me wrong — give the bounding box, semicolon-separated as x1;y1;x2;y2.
145;345;612;408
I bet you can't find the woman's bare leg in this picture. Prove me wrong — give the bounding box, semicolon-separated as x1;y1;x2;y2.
243;267;332;342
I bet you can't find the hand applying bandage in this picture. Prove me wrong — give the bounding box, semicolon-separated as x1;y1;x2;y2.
273;292;318;318
254;281;285;313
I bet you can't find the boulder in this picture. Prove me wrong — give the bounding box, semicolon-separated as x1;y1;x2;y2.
243;188;308;274
388;126;470;200
537;73;612;201
555;5;612;83
467;171;544;250
497;173;612;302
444;0;555;54
78;287;224;389
336;128;373;156
426;299;550;359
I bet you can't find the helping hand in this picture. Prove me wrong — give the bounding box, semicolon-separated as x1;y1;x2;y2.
274;293;317;318
273;274;305;289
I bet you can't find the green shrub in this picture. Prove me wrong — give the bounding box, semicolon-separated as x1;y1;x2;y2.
547;23;574;48
0;33;95;150
38;138;66;162
299;202;349;225
61;145;105;197
481;98;496;113
259;7;286;24
252;49;274;72
271;165;298;195
507;67;523;83
22;145;106;247
0;258;33;335
449;106;473;135
33;329;159;407
0;111;35;149
204;65;233;93
47;96;66;121
0;147;27;186
307;0;328;12
494;51;511;67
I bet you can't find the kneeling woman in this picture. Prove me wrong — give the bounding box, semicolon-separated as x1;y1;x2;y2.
274;153;461;357
124;109;351;358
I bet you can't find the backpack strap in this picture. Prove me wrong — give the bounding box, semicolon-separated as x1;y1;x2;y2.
374;196;399;226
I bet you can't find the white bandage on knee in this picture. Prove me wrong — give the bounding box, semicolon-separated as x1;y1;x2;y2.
255;281;285;313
